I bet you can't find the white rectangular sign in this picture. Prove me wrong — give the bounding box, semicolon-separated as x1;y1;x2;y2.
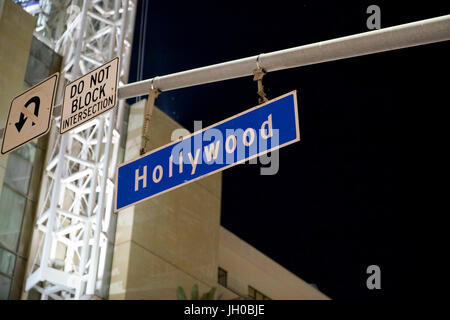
60;57;119;134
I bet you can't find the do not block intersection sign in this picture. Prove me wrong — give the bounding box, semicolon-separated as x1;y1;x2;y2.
60;57;119;134
1;73;59;155
115;91;300;212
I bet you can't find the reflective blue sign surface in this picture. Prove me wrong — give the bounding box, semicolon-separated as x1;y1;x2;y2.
115;91;300;212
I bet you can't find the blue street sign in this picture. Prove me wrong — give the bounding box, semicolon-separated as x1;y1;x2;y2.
115;91;300;212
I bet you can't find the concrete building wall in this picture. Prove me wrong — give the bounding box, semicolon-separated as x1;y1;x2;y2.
0;1;62;300
110;99;223;300
109;99;329;300
0;0;36;185
0;0;38;300
218;227;329;300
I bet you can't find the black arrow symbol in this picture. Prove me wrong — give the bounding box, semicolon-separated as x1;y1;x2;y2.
15;113;28;132
15;96;40;133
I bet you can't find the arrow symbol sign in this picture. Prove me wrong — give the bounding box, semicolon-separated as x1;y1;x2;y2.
15;113;28;132
1;72;58;156
15;96;40;133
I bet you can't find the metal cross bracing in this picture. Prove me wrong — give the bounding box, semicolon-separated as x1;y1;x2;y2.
23;0;138;300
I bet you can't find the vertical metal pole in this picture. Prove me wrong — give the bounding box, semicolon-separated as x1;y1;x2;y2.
115;0;131;133
40;0;90;288
86;0;123;295
72;0;91;77
86;110;116;295
76;117;104;299
40;135;67;269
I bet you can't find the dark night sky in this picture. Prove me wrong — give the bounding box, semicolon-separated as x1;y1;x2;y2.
128;1;449;299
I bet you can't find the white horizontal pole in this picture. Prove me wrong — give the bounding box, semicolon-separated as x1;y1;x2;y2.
1;14;449;140
118;14;450;99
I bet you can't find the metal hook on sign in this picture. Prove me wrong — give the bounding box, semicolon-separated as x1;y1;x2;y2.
253;55;268;104
150;77;156;90
140;78;161;155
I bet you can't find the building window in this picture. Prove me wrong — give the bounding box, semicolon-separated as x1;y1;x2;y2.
0;186;27;251
0;143;37;299
3;152;33;196
0;248;16;277
0;247;16;300
0;273;11;300
218;267;227;287
248;285;271;300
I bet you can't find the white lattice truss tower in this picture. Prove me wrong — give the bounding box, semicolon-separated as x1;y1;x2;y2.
24;0;138;300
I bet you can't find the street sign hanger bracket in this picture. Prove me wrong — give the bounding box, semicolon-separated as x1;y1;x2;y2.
141;79;161;155
253;55;268;105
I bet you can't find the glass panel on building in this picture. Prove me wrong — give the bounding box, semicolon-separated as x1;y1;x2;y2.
248;286;256;299
0;186;27;251
3;153;33;196
218;267;227;287
0;248;16;277
14;143;36;163
248;285;270;300
255;291;264;300
0;274;11;300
